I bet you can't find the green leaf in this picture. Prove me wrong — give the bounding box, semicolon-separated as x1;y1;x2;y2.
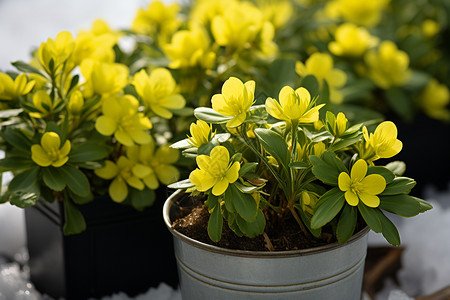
0;156;34;171
310;151;347;185
296;206;321;238
63;198;87;235
70;190;94;205
367;166;395;184
357;203;382;233
239;162;258;176
289;161;308;169
377;210;400;246
234;181;259;194
58;165;90;197
170;139;192;149
385;161;406;176
311;187;346;229
416;198;433;213
207;204;223;242
336;205;357;244
267;58;296;95
42;167;66;191
12;60;45;76
235;209;265;238
206;193;219;209
8;191;38;208
379;194;423;217
130;188;155;210
227;184;258;222
381;177;416;195
254;128;289;169
69;143;110;163
3;127;32;154
194;107;232;123
328;135;362;152
8;167;39;193
168;179;194;189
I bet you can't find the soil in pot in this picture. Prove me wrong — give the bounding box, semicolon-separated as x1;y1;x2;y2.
171;194;365;251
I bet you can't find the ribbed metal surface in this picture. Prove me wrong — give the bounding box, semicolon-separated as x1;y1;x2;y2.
164;190;369;300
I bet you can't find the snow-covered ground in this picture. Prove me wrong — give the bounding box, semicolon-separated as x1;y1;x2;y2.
1;0;449;299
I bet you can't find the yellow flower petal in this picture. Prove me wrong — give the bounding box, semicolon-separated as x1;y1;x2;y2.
225;161;240;183
109;177;128;202
338;172;351;192
31;145;52;167
95;116;117;136
162;94;185;109
143;172;159;190
155;165;180;185
41;132;61;152
94;160;119;179
189;169;216;192
132;163;152;178
351;159;367;182
360;174;386;195
212;178;229;196
125;176;145;190
345;190;359;206
359;193;380;208
115;129;134;146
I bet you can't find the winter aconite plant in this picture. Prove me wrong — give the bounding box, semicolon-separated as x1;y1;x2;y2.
0;26;185;234
169;77;432;246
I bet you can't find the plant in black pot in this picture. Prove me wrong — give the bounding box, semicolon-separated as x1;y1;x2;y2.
165;76;432;300
0;24;187;299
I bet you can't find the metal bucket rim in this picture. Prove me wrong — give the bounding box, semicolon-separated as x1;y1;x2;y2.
163;190;370;258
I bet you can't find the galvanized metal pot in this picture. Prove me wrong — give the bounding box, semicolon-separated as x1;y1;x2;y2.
163;190;370;300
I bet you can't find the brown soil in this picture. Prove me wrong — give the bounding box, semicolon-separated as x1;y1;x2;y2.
171;195;341;251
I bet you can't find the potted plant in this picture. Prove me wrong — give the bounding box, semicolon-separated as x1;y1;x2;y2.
164;76;432;299
0;24;187;299
0;0;285;298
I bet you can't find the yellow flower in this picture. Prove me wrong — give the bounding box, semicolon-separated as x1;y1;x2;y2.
187;120;214;148
127;141;180;190
132;1;181;44
0;73;35;100
31;132;71;167
296;53;347;104
211;77;255;128
329;23;378;57
189;0;233;26
301;191;318;215
419;79;450;121
133;68;186;119
94;157;148;203
67;90;84;115
334;112;348;137
265;86;324;123
28;90;59;119
338;159;386;207
71;20;119;66
38;31;75;73
363;121;402;160
80;59;129;96
211;1;263;50
256;0;293;30
163;25;216;69
95;94;152;146
325;0;390;27
189;146;240;196
364;41;411;89
312;142;326;157
422;19;440;38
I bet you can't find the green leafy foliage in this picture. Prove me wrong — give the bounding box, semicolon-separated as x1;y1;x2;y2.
311;188;346;229
63;199;86;235
310;152;347;185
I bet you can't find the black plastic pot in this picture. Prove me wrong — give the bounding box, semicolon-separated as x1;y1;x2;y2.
385;114;450;197
24;189;178;300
